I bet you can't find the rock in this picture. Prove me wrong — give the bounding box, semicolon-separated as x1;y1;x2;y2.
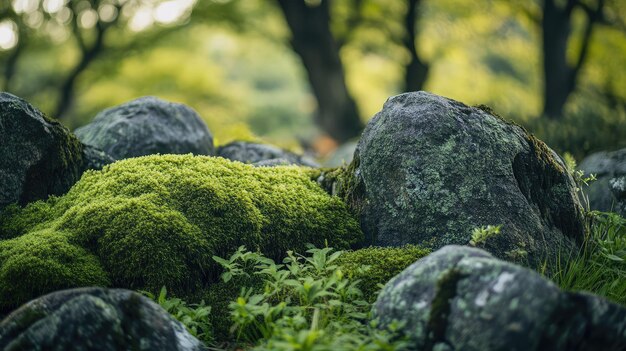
373;245;626;351
217;141;319;167
578;148;626;216
323;141;357;168
0;93;85;209
0;287;205;351
340;92;584;266
75;97;214;160
82;145;115;171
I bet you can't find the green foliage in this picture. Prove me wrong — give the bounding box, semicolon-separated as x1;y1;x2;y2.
550;211;626;305
525;96;626;159
141;286;213;344
469;225;502;246
335;245;430;303
210;246;408;350
0;228;110;310
0;154;362;310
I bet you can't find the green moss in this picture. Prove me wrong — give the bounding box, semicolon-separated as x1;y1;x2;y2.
0;228;110;310
0;154;362;310
336;245;430;302
0;200;57;240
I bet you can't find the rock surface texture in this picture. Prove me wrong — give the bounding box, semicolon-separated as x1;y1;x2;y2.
0;287;205;351
373;245;626;351
342;91;584;266
0;93;85;209
217;141;319;167
75;97;214;160
579;148;626;216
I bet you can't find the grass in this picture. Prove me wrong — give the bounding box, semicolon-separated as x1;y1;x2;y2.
550;211;626;305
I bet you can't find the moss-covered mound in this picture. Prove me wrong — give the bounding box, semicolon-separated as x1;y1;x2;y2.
0;154;362;311
337;245;430;302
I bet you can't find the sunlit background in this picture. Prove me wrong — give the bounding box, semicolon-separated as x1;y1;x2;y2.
0;0;625;159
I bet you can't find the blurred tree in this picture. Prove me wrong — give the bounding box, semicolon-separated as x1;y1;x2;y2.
274;0;431;142
515;0;625;118
0;0;197;119
275;0;363;143
403;0;429;92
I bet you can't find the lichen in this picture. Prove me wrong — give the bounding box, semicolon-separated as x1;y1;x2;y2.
0;154;362;310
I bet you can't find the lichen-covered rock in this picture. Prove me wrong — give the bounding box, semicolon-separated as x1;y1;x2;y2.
579;148;626;216
340;92;584;267
0;287;205;351
0;93;85;209
373;245;626;351
217;141;319;167
0;154;361;311
75;97;214;160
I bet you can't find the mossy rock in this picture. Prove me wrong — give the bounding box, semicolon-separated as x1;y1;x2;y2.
373;245;626;350
339;92;585;268
0;154;362;311
0;287;205;350
0;93;85;209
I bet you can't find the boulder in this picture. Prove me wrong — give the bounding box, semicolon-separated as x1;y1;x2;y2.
373;245;626;351
578;148;626;216
82;145;115;171
217;141;319;167
0;287;205;351
340;92;584;266
0;93;85;209
75;97;214;160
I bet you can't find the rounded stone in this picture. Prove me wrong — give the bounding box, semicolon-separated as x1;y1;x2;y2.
373;245;626;351
0;287;206;351
343;92;584;267
75;97;214;160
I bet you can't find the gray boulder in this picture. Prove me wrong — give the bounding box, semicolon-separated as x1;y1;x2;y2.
373;245;626;351
0;93;85;209
339;92;584;267
217;141;319;167
75;97;214;160
0;287;206;351
578;148;626;216
82;145;115;171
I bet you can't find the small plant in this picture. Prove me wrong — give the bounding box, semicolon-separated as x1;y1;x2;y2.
212;246;408;350
141;286;213;344
563;152;596;210
469;225;502;246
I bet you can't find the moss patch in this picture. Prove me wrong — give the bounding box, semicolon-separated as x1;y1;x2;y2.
0;154;362;310
336;245;430;302
0;229;111;309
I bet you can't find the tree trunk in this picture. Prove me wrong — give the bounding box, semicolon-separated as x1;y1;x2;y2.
541;0;574;118
276;0;363;143
403;0;429;92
